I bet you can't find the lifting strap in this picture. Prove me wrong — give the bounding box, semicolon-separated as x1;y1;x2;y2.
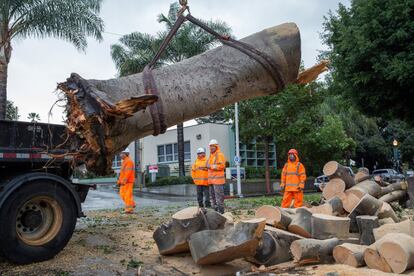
143;2;286;136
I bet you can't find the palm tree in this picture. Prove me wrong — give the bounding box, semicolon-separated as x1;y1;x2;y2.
111;2;231;176
0;0;104;119
27;112;40;122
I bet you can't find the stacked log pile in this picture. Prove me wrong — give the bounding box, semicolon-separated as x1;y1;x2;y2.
152;163;413;274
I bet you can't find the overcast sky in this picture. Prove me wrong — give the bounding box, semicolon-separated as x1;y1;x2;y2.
8;0;349;124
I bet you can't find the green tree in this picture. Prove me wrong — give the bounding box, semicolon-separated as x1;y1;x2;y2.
0;0;104;119
27;112;40;122
111;2;231;176
322;0;414;123
6;100;19;120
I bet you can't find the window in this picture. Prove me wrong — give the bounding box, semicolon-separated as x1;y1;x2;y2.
112;154;122;168
157;141;191;163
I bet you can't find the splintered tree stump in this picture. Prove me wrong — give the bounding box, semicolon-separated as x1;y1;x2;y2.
288;208;313;238
333;243;368;267
378;190;407;203
290;238;340;264
247;226;303;266
356;215;379;245
153;207;226;255
255;205;293;230
311;214;350;239
348;194;383;233
188;218;266;265
340;191;361;213
322;179;346;200
354;170;371;184
57;23;305;176
377;202;399;222
310;196;344;216
378;233;414;273
363;234;394;273
348;180;382;198
373;219;414;241
323;161;355;189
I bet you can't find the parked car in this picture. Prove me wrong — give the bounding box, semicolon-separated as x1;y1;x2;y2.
314;166;354;191
372;169;404;183
406;170;414;178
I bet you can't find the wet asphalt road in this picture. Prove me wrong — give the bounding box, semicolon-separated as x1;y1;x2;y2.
82;184;196;211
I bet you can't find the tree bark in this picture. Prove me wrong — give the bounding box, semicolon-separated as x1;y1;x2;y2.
288;208;313;238
354;170;371;184
348;194;383;233
378;233;414;273
333;243;368;267
378;190;407;203
356;215;379;245
348;180;382;198
323;161;355;189
153;207;227;255
340;190;361;213
377;202;398;222
311;214;350;239
290;238;340;264
58;23;303;175
177;123;185;176
310;196;344;216
188;218;266;265
255;205;293;230
0;36;11;120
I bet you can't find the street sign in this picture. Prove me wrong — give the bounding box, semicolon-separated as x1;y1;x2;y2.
234;155;241;164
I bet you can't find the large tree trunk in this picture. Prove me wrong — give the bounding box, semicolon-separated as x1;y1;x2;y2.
378;233;414;274
290;238;340;264
333;243;368;268
58;23;303;175
177;123;185;176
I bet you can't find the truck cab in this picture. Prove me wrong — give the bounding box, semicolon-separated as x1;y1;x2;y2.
0;120;90;264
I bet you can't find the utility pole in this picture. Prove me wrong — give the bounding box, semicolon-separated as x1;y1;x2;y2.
235;102;242;197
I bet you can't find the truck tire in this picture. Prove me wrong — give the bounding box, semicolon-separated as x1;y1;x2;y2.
0;180;77;264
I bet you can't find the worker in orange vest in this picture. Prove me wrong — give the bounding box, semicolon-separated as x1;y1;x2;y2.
191;147;211;208
117;148;136;214
280;149;306;208
207;139;226;214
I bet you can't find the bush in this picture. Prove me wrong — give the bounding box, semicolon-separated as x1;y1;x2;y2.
146;176;193;187
244;166;281;179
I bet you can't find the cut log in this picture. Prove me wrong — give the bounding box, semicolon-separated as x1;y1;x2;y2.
373;219;414;241
354;170;371;184
222;212;234;227
310;196;344;216
348;180;382;198
288;208;313;238
188;218;266;265
378;217;395;226
363;235;394;273
348;194;383;233
282;208;297;215
356;215;379;245
379;181;407;195
333;243;368;267
378;233;414;273
57;23;304;176
377;202;399;222
407;177;414;208
323;161;355;189
340;191;361;213
378;190;407;203
374;175;391;187
247;226;303;266
322;179;346;200
290;238;340;264
255;205;292;230
153;207;226;255
311;214;350;239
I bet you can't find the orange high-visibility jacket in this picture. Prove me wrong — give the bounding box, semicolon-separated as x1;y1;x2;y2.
280;153;306;192
191;156;208;186
118;156;135;185
207;146;226;185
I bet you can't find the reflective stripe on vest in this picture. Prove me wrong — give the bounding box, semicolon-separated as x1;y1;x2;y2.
193;177;208;181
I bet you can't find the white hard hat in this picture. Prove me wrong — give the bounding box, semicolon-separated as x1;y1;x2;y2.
209;139;218;146
196;147;205;154
121;147;130;154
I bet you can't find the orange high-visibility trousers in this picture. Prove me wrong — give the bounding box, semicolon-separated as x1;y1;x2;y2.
119;182;135;212
281;191;303;208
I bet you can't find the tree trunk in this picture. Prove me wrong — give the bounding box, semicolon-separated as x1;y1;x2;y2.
264;137;271;194
322;178;346;200
311;214;350;239
378;233;414;273
188;218;266;265
378;190;407;203
333;243;368;267
348;180;382;198
377;202;398;222
340;190;361;213
364;235;393;273
288;208;313;238
323;161;355;189
58;23;303;175
255;205;293;230
247;225;302;266
177;123;185;176
356;215;379;245
153;207;227;255
354;170;371;184
373;219;414;241
310;196;344;216
348;194;383;233
290;237;340;264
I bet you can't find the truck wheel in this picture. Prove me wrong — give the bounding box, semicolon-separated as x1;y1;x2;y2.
0;180;77;264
